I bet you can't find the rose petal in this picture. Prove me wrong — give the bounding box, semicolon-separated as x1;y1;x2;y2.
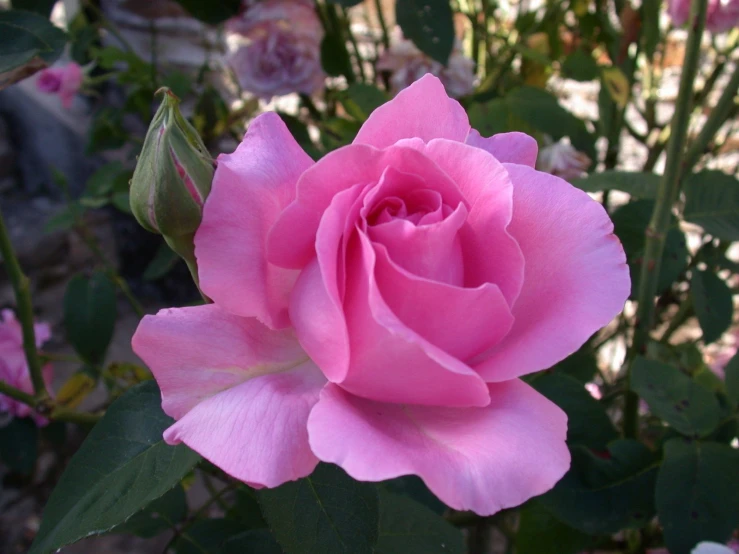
196;112;313;328
132;304;309;420
373;242;514;361
353;74;470;149
466;130;538;167
164;364;324;488
474;164;630;381
132;303;325;488
336;231;490;407
424;139;524;304
308;380;570;515
268;144;464;269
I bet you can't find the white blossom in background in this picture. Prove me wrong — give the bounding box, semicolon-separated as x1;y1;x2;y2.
536;137;592;180
377;27;476;98
226;0;325;100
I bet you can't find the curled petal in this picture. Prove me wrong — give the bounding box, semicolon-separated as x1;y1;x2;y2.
308;380;570;515
474;164;630;381
196;112;313;328
466;130;538;167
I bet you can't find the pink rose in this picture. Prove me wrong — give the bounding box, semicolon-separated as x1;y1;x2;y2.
669;0;739;33
377;27;476;98
0;310;52;426
35;63;83;108
133;75;629;514
226;0;324;99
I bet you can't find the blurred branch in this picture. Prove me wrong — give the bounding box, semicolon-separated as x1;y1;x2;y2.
0;207;49;401
683;64;739;171
623;0;708;439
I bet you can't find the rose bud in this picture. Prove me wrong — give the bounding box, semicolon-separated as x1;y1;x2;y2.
130;88;215;282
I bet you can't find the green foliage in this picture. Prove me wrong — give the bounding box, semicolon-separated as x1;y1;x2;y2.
0;9;66;74
631;357;721;437
541;440;659;534
340;83;388;121
517;502;593;554
396;0;455;65
611;199;689;297
656;439;739;554
321;31;354;79
572;171;659;198
259;463;380;554
683;171;739;241
29;381;200;554
0;417;38;473
375;490;465;554
551;346;599;383
529;372;618;449
63;272;117;366
691;270;733;344
112;484;188;538
561;49;599;82
725;352;739;407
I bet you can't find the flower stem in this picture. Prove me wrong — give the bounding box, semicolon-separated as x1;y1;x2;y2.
0;207;49;401
683;63;739;171
0;379;38;407
623;0;708;439
373;0;391;49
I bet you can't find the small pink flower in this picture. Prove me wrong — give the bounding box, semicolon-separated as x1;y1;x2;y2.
36;63;83;108
669;0;739;33
377;28;476;98
226;0;324;99
0;310;52;426
133;75;629;515
536;138;591;181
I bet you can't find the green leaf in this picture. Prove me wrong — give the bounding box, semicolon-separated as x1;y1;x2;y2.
223;530;284;554
259;463;380;554
529;373;618;449
171;0;241;24
561;49;599;82
656;439;739;554
396;0;454;65
321;31;353;79
631;357;721;437
85;162;125;198
172;519;247;554
225;487;268;529
611;199;689;297
10;0;56;16
683;171;739;241
143;242;181;281
29;381;201;554
44;204;82;233
691;269;733;344
505;86;595;161
641;0;661;57
572;171;659;198
112;484;187;538
551;345;599;383
725;352;739;407
466;99;516;138
517;502;593;554
0;417;38;473
374;490;464;554
63;272;117;365
340;83;387;122
541;440;658;534
0;9;66;73
383;476;446;515
87;107;127;153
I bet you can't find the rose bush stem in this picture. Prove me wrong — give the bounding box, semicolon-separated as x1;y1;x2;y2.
0;379;38;407
373;0;390;49
683;63;739;171
0;207;49;401
623;0;708;439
